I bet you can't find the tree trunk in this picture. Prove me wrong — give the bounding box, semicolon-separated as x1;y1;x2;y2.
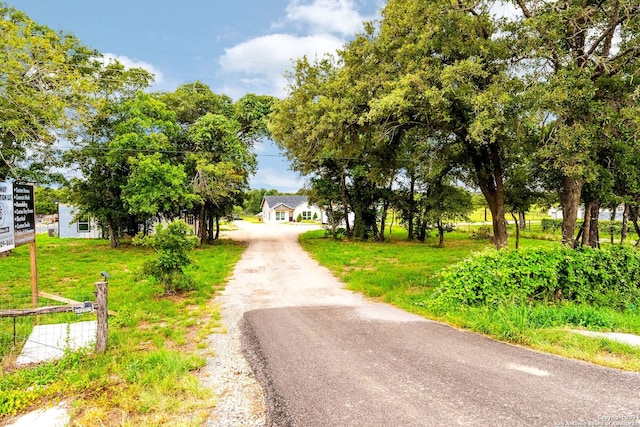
208;214;215;242
472;143;508;250
519;211;526;230
378;184;392;242
560;176;583;247
408;172;416;240
340;167;351;238
630;205;640;246
378;204;387;242
609;205;616;245
328;201;337;238
581;200;592;248
511;212;520;250
621;203;629;244
352;203;366;240
417;219;427;242
215;216;220;240
437;219;445;247
197;204;207;245
107;220;119;248
587;198;600;248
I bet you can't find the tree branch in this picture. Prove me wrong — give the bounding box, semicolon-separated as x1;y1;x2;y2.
515;0;531;18
586;0;626;58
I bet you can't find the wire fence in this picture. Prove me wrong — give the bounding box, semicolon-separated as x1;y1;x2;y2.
0;287;102;366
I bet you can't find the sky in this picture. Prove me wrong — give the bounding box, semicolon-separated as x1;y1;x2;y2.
7;0;382;193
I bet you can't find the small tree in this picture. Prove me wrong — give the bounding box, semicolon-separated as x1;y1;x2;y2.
133;220;198;293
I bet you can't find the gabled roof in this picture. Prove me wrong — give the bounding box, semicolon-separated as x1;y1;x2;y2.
262;195;309;210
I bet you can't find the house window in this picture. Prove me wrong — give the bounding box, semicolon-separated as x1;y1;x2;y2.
302;211;312;220
186;215;195;225
275;211;286;221
77;216;90;232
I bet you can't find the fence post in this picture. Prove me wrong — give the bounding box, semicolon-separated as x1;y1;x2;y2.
95;281;108;353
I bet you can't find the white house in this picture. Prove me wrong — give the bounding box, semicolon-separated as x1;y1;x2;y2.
58;203;102;239
260;196;324;223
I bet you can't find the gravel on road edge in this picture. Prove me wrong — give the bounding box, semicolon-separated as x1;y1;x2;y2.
202;298;266;427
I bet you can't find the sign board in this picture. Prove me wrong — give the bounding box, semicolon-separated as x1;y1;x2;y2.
0;182;15;253
13;183;35;247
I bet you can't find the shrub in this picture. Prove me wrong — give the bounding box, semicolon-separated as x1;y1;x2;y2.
296;213;302;222
541;218;563;233
470;226;493;240
432;245;640;310
133;220;198;293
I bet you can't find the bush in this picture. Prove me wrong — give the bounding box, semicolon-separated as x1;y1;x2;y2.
432;245;640;310
133;220;198;293
600;220;622;235
470;226;493;240
541;218;563;233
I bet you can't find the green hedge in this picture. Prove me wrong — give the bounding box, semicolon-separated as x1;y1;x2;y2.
434;245;640;310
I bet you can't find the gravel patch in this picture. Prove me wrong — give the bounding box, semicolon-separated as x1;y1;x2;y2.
202;298;266;427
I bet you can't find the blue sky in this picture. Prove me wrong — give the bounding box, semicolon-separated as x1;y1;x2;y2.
7;0;382;192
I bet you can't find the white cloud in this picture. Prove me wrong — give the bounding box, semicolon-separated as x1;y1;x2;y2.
217;0;375;98
285;0;370;36
219;33;343;97
100;53;165;85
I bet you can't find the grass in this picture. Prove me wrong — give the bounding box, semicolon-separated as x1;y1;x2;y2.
299;229;640;371
0;235;244;425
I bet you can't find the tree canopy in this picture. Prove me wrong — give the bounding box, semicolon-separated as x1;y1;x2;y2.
0;4;96;182
270;0;640;248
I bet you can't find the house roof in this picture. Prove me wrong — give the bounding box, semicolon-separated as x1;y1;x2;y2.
262;195;309;210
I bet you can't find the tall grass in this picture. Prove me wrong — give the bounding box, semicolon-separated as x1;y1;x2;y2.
0;235;244;424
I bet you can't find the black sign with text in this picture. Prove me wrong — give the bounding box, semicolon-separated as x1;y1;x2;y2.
13;183;35;246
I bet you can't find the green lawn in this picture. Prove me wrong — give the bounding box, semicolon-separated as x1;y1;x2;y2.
0;235;244;425
299;230;640;371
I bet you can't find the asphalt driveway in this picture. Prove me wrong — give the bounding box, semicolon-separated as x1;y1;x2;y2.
212;222;640;426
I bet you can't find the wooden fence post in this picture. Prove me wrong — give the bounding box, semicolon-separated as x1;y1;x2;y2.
95;281;108;353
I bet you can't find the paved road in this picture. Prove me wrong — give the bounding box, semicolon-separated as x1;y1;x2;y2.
242;306;640;426
221;222;640;426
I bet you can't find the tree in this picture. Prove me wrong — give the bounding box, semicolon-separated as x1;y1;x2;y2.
123;153;198;218
68;80;184;248
425;183;473;247
159;84;274;243
363;0;537;249
0;4;95;182
188;113;256;243
34;186;69;215
243;188;278;214
508;0;640;246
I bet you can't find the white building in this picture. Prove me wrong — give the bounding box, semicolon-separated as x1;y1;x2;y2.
260;196;324;224
57;204;101;239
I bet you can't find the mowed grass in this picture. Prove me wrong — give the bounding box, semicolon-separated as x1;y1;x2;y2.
0;235;244;425
299;229;640;371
